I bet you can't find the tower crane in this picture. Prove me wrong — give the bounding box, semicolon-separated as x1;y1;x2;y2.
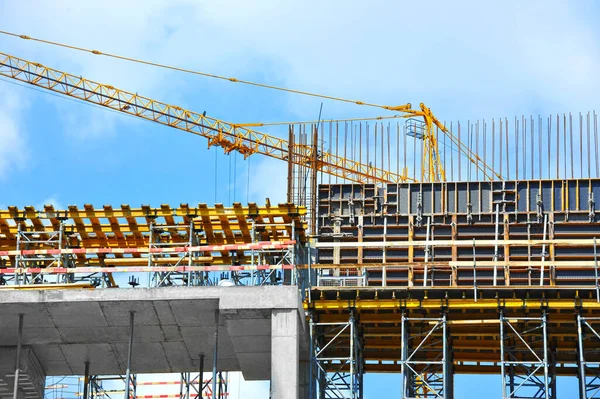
0;51;501;183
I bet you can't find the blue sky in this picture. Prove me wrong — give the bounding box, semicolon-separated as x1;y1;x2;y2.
1;1;600;397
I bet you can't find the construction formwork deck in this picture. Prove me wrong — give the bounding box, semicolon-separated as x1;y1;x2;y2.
0;203;306;287
307;288;600;374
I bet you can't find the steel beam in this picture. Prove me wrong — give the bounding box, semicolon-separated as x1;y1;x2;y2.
83;361;90;399
12;313;23;399
124;311;135;399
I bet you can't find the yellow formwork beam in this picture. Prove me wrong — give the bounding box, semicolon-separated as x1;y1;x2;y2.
306;297;600;311
0;203;306;220
0;283;95;290
0;223;295;236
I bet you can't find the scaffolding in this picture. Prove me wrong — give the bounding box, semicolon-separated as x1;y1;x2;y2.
0;203;307;289
148;220;199;287
578;315;600;399
77;373;229;399
307;178;600;398
13;220;75;285
401;313;451;399
311;314;363;399
3;178;600;398
499;311;552;399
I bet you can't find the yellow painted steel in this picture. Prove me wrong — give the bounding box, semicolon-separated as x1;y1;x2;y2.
307;293;593;373
0;51;410;184
0;283;95;290
0;30;408;112
0;203;306;270
313;238;598;248
0;203;306;220
235;114;407;127
0;48;501;183
306;297;600;311
406;103;502;182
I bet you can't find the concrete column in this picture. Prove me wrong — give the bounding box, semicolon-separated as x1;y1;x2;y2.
271;309;299;399
299;360;310;399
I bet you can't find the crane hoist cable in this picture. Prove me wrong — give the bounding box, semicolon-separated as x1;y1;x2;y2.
235;114;405;127
0;33;503;182
0;29;411;112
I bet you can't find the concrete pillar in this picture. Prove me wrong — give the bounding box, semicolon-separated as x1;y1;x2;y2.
271;309;299;399
299;360;310;399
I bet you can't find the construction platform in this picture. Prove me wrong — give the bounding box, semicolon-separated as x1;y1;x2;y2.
0;203;309;399
0;203;306;287
0;180;599;398
305;178;600;398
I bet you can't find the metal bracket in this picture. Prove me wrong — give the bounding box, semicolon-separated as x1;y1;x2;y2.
536;194;544;224
349;198;356;226
590;192;596;223
466;202;473;225
416;192;423;227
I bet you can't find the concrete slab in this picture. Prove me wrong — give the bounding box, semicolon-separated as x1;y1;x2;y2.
225;318;271;337
46;301;107;328
151;301;178;326
61;343;118;374
237;352;271;380
169;299;219;327
0;327;62;346
0;286;308;383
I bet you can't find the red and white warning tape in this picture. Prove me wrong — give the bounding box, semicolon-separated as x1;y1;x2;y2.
0;264;294;274
0;240;295;257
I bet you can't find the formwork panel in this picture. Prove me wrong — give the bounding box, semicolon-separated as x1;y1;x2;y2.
316;178;600;289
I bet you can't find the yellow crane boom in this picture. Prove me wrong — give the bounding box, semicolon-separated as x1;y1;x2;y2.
0;51;411;184
0;50;501;183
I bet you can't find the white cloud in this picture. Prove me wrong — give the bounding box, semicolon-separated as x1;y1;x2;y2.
0;86;28;178
248;157;288;204
2;1;599;114
1;0;599;183
35;196;64;211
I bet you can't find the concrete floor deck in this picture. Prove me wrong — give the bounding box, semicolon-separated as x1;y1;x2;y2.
0;285;308;396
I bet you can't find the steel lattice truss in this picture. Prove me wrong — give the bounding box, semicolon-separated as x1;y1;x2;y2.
311;316;363;399
578;315;600;398
401;314;451;399
0;52;413;185
499;311;552;399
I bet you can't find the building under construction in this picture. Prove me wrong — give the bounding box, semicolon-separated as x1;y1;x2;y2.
0;42;600;399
